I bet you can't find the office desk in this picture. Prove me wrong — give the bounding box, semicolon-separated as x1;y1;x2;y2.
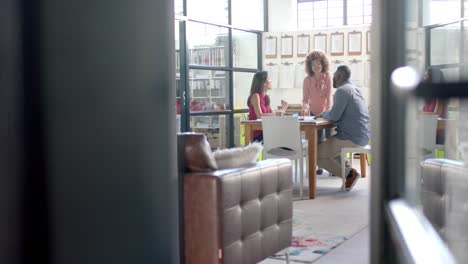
242;119;335;199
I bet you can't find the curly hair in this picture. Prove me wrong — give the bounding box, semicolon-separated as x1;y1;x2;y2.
305;50;330;76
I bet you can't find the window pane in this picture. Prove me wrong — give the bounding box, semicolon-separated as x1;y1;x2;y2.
232;0;264;30
406;18;468;263
463;21;468;79
232;30;258;69
188;0;228;24
364;15;372;24
428;0;460;25
348;6;364;17
328;7;344;18
328;0;343;8
364;4;373;16
191;114;230;149
313;0;327;9
299;0;372;27
430;23;460;65
314;8;327;19
347;0;362;6
348;16;363;25
408;96;468;263
315;19;327;27
189;69;230;112
298;2;314;29
465;0;468;17
187;22;229;67
233;72;255;110
175;0;183;15
329;17;343;27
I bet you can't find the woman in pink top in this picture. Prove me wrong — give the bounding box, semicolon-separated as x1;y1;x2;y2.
422;67;448;119
248;71;288;142
422;67;448;144
302;50;333;116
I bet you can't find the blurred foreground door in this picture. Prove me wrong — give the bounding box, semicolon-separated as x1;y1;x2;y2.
373;0;468;263
1;0;179;263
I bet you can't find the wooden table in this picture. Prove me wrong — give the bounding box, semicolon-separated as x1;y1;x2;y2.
242;119;335;199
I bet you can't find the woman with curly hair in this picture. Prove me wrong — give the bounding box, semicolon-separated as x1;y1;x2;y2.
302;50;333;116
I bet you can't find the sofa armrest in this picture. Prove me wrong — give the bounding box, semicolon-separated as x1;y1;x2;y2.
184;158;292;264
421;158;468;262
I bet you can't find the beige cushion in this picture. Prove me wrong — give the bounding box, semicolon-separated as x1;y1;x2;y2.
212;143;263;169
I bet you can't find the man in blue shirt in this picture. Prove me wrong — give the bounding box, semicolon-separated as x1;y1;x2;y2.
317;65;370;191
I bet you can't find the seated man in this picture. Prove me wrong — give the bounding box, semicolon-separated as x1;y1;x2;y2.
317;65;370;191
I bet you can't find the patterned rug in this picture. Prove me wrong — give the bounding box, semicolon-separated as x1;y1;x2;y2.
266;209;347;263
260;176;369;264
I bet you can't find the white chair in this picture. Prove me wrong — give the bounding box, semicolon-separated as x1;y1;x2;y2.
340;145;371;191
419;114;438;159
176;114;181;133
262;116;308;199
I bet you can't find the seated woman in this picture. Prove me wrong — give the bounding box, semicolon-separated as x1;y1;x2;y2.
247;71;288;142
422;67;448;144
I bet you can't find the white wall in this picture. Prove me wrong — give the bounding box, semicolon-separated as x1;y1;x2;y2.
263;26;372;109
266;0;373;110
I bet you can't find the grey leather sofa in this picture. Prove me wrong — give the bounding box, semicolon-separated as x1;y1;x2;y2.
421;158;468;262
178;133;293;264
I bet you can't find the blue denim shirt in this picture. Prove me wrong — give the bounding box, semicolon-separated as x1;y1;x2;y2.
321;81;370;146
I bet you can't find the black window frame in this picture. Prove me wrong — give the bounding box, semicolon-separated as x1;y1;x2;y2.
175;0;268;148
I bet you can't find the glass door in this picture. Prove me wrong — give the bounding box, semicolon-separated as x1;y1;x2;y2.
174;0;264;149
373;0;468;263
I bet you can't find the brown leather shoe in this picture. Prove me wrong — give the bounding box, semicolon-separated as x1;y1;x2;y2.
345;169;361;191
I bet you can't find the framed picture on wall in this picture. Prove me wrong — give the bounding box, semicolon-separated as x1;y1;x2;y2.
330;32;344;56
265;36;277;59
281;35;294;58
314;33;327;53
348;31;362;55
366;31;371;54
297;34;310;57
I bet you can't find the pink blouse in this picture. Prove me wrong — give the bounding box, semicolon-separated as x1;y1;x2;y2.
302;72;333;115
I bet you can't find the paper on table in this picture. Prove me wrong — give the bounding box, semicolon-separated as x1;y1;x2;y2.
303;116;316;122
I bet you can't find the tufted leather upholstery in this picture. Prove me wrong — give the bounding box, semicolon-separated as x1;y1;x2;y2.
179;135;293;264
421;159;468;262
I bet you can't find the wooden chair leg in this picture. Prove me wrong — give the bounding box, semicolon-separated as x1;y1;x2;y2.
360;153;367;178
